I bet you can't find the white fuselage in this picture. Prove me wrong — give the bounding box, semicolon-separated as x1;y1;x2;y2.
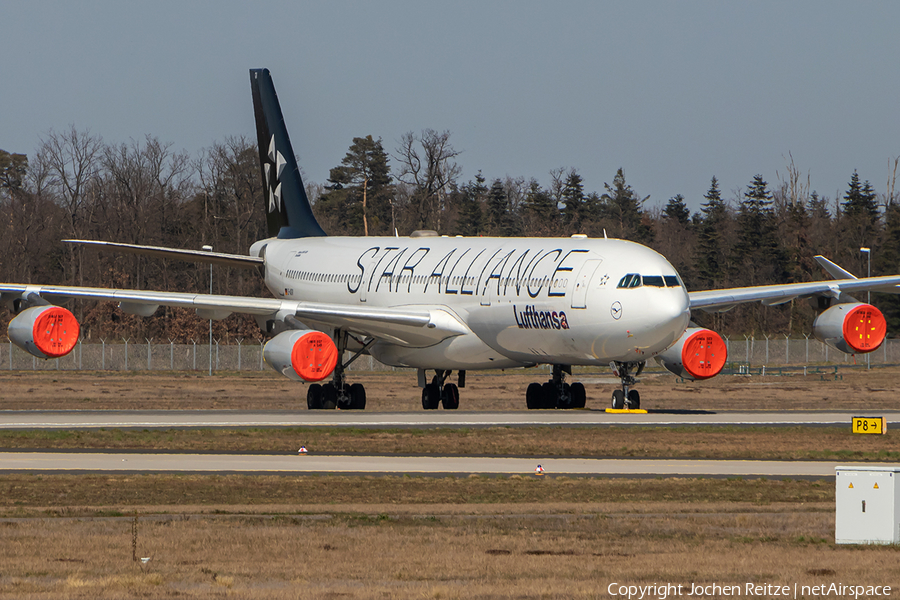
256;235;691;370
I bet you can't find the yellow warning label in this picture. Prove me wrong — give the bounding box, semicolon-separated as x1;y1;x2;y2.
849;483;854;488
852;416;886;434
874;483;879;489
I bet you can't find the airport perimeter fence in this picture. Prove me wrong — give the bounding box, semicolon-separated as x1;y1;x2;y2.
2;336;899;373
0;339;394;373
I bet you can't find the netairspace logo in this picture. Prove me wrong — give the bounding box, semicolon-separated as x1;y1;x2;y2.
606;582;892;599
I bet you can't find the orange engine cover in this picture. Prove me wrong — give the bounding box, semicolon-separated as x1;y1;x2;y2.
8;305;80;359
656;327;727;380
263;329;338;382
813;302;886;354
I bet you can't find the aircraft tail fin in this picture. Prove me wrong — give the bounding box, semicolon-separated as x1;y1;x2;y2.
250;69;326;239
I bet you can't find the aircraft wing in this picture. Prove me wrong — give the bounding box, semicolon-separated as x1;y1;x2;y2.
0;284;469;347
63;239;263;269
689;275;900;312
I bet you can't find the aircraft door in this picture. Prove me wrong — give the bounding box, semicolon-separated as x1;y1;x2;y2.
571;259;602;309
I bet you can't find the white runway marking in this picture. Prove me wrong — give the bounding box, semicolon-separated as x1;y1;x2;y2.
0;452;884;477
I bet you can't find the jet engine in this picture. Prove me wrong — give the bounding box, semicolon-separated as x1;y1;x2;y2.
656;327;727;380
263;329;338;382
813;302;886;354
8;305;80;359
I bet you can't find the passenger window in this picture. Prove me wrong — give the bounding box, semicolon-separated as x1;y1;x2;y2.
643;275;665;287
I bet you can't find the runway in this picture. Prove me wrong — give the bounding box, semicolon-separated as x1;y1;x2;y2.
1;409;893;478
0;451;881;477
0;409;897;429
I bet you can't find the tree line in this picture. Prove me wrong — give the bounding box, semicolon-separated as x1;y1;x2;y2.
3;128;900;343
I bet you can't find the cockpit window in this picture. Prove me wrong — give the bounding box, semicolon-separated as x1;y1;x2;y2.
664;275;681;287
617;274;642;288
618;273;683;289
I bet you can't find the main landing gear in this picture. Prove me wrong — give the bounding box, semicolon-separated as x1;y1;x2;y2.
525;364;586;410
610;361;643;410
421;369;463;410
307;329;372;410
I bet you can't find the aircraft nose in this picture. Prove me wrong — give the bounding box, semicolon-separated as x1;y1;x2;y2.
641;288;691;345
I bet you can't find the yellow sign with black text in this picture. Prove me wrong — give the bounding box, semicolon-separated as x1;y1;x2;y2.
852;416;886;435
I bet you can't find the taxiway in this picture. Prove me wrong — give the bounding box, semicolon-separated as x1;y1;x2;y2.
0;409;897;429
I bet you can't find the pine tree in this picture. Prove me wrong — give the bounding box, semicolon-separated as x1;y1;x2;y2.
485;178;514;236
600;168;651;241
663;194;691;226
842;170;879;222
455;172;485;236
319;135;392;235
522;178;558;235
840;170;881;261
560;169;584;230
695;177;727;287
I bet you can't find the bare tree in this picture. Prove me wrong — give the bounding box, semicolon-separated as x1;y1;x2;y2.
38;127;104;288
393;129;461;231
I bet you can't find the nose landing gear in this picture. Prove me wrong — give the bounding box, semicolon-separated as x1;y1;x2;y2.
610;361;644;410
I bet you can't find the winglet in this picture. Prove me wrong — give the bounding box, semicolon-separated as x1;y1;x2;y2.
250;69;327;239
814;255;857;280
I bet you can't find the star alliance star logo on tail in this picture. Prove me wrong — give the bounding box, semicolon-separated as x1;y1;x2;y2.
264;134;287;213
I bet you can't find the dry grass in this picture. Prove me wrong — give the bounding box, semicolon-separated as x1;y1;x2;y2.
0;475;836;513
1;500;898;599
1;425;899;461
2;364;900;411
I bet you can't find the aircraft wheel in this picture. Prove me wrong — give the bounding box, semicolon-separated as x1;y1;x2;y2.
570;382;586;409
422;383;441;410
336;384;353;410
626;389;640;410
611;389;625;410
349;383;367;410
307;384;324;410
442;383;460;410
322;383;338;410
525;383;543;409
557;382;574;409
541;382;557;409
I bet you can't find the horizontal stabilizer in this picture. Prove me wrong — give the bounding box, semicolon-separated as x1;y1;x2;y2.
63;240;263;268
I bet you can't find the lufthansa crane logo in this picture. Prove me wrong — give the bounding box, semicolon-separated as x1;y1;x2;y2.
610;301;622;320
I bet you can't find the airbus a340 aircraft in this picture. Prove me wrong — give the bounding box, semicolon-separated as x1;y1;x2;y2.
2;69;898;411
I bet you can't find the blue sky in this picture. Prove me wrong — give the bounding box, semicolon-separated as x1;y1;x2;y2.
3;1;899;211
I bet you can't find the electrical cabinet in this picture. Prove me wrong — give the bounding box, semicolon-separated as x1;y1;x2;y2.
835;466;900;544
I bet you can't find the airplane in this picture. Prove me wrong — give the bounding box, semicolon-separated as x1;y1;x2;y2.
2;68;898;411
